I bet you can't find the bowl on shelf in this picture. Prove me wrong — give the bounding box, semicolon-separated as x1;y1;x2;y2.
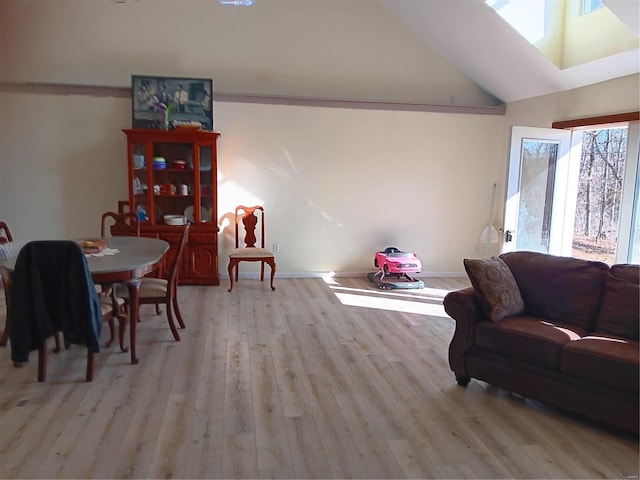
173;160;187;170
164;215;187;226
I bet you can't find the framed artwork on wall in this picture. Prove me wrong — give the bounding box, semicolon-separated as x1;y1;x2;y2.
131;75;214;130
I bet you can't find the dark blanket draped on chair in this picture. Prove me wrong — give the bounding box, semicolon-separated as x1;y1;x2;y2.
9;241;102;364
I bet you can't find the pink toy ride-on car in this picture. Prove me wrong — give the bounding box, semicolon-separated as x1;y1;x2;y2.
369;247;424;289
374;247;422;275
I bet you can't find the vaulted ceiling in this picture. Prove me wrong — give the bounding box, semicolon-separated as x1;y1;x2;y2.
382;0;640;103
0;0;638;107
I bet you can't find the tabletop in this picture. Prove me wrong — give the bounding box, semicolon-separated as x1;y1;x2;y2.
1;236;169;277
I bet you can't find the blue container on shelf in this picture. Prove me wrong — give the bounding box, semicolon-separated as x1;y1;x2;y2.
153;156;167;170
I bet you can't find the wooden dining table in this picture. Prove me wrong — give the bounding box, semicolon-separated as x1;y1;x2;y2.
0;236;169;364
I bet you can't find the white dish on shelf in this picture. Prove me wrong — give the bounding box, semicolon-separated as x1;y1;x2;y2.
184;205;212;223
164;215;187;226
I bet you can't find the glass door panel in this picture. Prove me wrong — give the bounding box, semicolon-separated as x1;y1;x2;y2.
151;142;194;225
197;146;214;223
629;170;640;264
615;121;640;263
514;139;557;252
131;142;150;223
504;126;576;255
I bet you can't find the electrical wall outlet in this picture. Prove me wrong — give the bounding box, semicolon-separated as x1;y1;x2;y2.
272;243;279;253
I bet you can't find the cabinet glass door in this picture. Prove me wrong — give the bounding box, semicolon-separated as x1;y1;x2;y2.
198;145;214;223
151;141;194;225
131;142;149;223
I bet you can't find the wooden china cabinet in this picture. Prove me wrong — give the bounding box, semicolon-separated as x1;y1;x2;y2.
123;128;221;285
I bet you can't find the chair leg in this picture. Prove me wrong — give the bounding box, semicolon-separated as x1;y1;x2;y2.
38;341;47;382
0;280;10;347
117;314;129;352
54;331;71;352
0;315;9;347
165;301;180;341
260;261;265;281
268;258;276;291
105;317;116;347
86;350;94;382
173;292;185;329
227;260;236;292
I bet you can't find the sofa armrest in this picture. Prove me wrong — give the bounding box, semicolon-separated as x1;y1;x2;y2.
443;287;484;378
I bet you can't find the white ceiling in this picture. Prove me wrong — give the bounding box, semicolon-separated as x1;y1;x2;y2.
381;0;640;103
1;0;638;106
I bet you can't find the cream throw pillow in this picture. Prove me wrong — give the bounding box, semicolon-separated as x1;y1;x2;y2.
463;257;525;321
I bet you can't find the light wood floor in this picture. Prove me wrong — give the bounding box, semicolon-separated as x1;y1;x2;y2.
0;276;637;479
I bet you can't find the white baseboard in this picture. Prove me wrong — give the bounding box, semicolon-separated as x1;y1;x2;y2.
220;270;467;280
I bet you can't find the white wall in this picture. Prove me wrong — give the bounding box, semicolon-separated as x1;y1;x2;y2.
504;73;639;126
216;102;505;275
0;93;129;240
1;74;637;277
0;91;504;277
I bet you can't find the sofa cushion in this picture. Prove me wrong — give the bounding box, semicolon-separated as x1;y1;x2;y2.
595;264;639;341
475;316;586;369
500;251;609;330
463;257;525;321
562;335;639;394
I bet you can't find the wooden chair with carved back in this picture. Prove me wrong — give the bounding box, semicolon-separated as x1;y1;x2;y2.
227;205;276;292
99;211;142;332
0;221;14;346
101;211;140;238
0;222;13;245
115;223;190;341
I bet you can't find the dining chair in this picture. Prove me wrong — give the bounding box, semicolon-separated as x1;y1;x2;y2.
97;211;132;347
52;295;128;355
227;205;276;292
99;210;145;311
115;223;190;341
0;221;13;244
9;241;103;382
101;211;140;237
0;221;15;347
101;293;129;352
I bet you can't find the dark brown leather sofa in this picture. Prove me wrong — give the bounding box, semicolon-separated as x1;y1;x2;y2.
443;251;639;435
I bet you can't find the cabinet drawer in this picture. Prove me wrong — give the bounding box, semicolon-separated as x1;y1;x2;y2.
158;233;183;244
189;233;216;244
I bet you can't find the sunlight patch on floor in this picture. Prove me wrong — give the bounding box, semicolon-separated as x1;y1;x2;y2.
323;278;451;318
331;291;448;317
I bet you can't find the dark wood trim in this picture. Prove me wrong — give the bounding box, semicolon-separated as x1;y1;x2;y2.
0;81;506;115
0;81;130;98
552;112;640;129
213;92;506;115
